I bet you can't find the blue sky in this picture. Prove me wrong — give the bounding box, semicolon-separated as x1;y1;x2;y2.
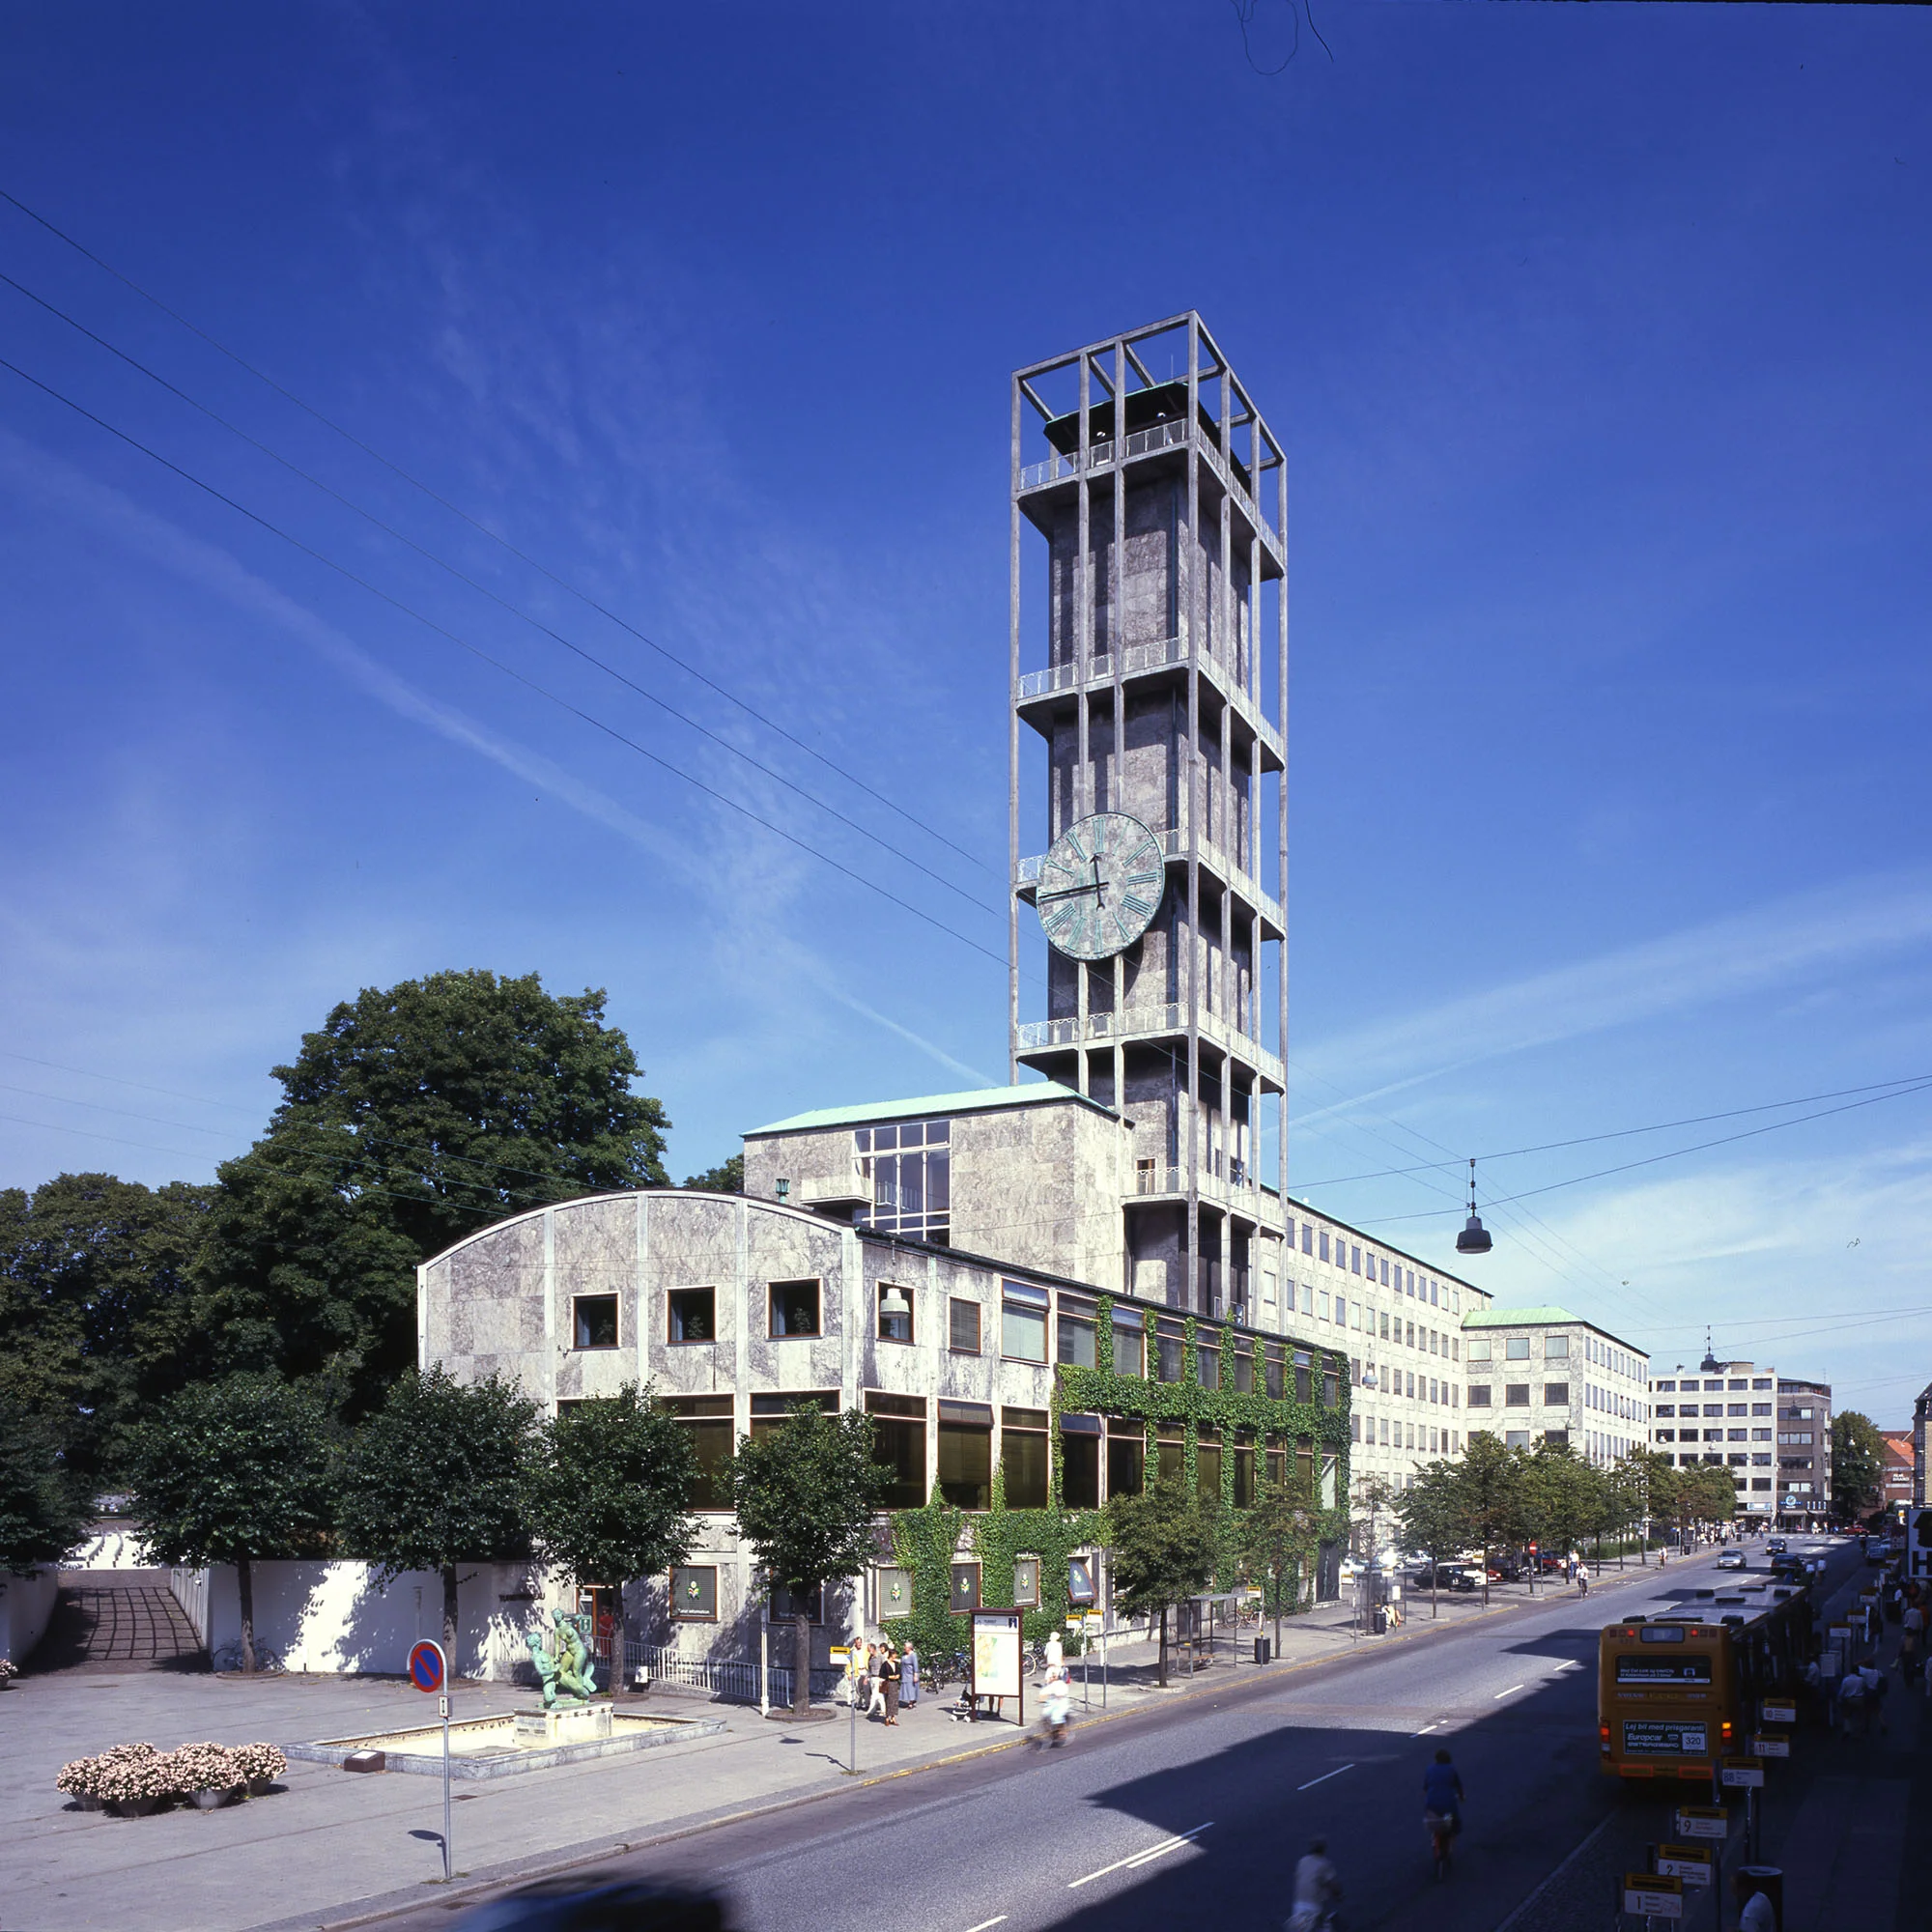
3;3;1930;1425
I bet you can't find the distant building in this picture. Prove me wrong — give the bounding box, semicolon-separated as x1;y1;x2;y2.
1776;1376;1833;1528
1881;1428;1916;1514
1461;1306;1650;1463
1915;1382;1932;1507
1647;1354;1779;1528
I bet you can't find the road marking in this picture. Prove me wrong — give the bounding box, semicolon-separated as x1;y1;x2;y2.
1414;1721;1441;1736
1067;1825;1213;1889
1296;1764;1355;1791
963;1919;1009;1931
1492;1683;1525;1699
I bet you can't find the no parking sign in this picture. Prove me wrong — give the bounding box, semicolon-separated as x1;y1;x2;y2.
408;1638;446;1694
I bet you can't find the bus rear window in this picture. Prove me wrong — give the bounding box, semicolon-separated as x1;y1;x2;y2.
1638;1625;1687;1642
1615;1656;1713;1684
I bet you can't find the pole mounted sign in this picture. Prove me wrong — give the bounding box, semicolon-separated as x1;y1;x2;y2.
1655;1845;1714;1887
1673;1804;1727;1841
1719;1756;1765;1789
406;1640;452;1883
1622;1873;1683;1919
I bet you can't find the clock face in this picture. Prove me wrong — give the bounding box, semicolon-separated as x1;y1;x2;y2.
1035;810;1165;961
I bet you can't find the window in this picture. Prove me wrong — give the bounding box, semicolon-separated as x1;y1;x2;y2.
1155;1323;1185;1382
1656;1404;1676;1417
1727;1403;1747;1417
1301;1283;1315;1313
873;1281;915;1344
1318;1290;1330;1321
667;1288;715;1344
1467;1339;1492;1363
950;1298;981;1354
573;1294;619;1350
1196;1433;1222;1502
1232;1344;1254;1394
1001;1282;1049;1362
661;1395;733;1508
769;1280;821;1338
1406;1321;1416;1349
1351;1244;1362;1273
1058;1308;1096;1368
1751;1403;1772;1417
670;1565;718;1621
1062;1417;1101;1508
1301;1222;1314;1254
1113;1317;1145;1378
855;1118;950;1244
1506;1337;1531;1360
1545;1335;1569;1359
1545;1382;1570;1407
1319;1231;1329;1262
938;1401;993;1509
1655;1379;1676;1393
1750;1478;1772;1492
1656;1429;1675;1443
1002;1407;1050;1509
1198;1343;1220;1391
750;1391;837;1440
1752;1378;1772;1390
1380;1311;1392;1340
949;1562;981;1613
1107;1420;1145;1497
1751;1429;1771;1442
1505;1430;1531;1450
866;1392;926;1509
1505;1384;1531;1406
1012;1556;1040;1609
1263;1343;1285;1400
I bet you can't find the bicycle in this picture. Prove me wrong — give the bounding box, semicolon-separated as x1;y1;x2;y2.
1424;1811;1456;1881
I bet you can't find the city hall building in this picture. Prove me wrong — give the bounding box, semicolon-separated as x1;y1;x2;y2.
418;317;1492;1674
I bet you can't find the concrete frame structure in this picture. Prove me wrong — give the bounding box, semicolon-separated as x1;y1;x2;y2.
1646;1356;1781;1527
1008;314;1289;1331
1775;1376;1833;1528
1462;1306;1651;1466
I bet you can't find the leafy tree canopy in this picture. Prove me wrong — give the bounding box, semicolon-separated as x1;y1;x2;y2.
528;1382;698;1591
1108;1476;1217;1683
1832;1410;1888;1521
730;1404;888;1600
0;1397;93;1575
680;1154;742;1194
0;1173;213;1479
194;970;668;1417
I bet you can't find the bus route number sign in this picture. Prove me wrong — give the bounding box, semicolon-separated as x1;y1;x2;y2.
1656;1846;1714;1886
1761;1700;1797;1724
1750;1733;1790;1758
1719;1758;1765;1789
1673;1805;1727;1841
1623;1874;1684;1918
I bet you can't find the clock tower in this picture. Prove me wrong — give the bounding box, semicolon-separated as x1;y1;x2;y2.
1009;314;1288;1323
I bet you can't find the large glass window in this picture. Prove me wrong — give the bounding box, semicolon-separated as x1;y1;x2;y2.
876;1283;914;1344
938;1402;992;1509
1107;1422;1145;1498
667;1288;715;1344
1155;1321;1185;1382
855;1119;951;1244
749;1391;837;1440
1058;1306;1096;1368
1196;1435;1221;1502
1113;1318;1145;1378
1062;1417;1101;1508
573;1294;619;1350
1506;1337;1531;1360
661;1395;733;1509
1002;1407;1050;1509
950;1298;981;1353
866;1392;926;1509
768;1280;821;1338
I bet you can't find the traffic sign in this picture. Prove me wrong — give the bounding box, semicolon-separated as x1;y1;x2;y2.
1656;1845;1714;1887
408;1638;446;1694
1761;1699;1796;1724
1673;1804;1727;1841
1623;1874;1683;1918
1750;1733;1790;1759
829;1645;851;1661
1719;1757;1765;1789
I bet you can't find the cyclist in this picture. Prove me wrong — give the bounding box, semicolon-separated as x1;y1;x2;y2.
1422;1747;1463;1876
1288;1838;1342;1932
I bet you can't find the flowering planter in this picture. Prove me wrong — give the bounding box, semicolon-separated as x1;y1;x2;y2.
189;1788;233;1810
71;1794;103;1812
245;1776;276;1797
111;1797;165;1817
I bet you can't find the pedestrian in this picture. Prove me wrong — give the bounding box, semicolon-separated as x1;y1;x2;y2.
1836;1663;1864;1735
900;1637;920;1708
1577;1567;1590;1600
1043;1624;1064;1675
867;1641;889;1719
1898;1601;1922;1690
842;1639;865;1709
880;1641;901;1725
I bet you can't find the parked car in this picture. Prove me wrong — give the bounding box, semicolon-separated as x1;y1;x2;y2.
1715;1549;1747;1571
456;1880;733;1930
1412;1564;1480;1593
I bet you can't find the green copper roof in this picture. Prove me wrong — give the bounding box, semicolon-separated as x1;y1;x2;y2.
1463;1304;1579;1328
746;1081;1115;1138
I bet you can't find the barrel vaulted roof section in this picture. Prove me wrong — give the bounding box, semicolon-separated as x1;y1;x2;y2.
745;1080;1118;1138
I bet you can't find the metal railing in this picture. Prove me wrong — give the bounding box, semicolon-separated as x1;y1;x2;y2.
635;1645;841;1707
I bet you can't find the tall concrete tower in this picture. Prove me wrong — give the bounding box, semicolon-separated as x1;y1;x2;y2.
1009;313;1288;1324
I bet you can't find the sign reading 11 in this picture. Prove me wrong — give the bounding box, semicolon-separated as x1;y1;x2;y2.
1035;811;1165;962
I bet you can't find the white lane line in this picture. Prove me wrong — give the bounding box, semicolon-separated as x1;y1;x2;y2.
963;1919;1009;1931
1067;1824;1213;1889
1414;1721;1442;1736
1492;1683;1525;1699
1296;1764;1355;1791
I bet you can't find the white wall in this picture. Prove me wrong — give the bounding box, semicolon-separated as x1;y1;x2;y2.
1;1570;59;1664
191;1560;550;1678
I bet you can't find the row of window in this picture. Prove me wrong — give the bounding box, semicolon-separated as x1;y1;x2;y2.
1666;1452;1775;1468
1352;1417;1460;1454
1651;1377;1774;1393
1469;1381;1572;1409
1654;1428;1774;1442
1654;1402;1775;1418
1315;1294;1458;1362
668;1552;1097;1626
1294;1222;1463;1313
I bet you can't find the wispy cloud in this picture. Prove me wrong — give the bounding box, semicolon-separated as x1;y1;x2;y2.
1305;872;1932;1094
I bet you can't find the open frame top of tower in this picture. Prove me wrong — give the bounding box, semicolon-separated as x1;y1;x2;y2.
1007;312;1291;1323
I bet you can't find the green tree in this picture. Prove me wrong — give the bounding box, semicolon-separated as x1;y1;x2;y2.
337;1367;539;1657
730;1404;890;1717
0;1398;92;1576
0;1173;213;1479
193;971;669;1418
1450;1432;1529;1605
1242;1474;1321;1656
127;1375;337;1672
1832;1411;1888;1522
680;1154;743;1194
528;1383;699;1605
1352;1472;1399;1565
1520;1440;1603;1577
1395;1460;1466;1617
1108;1475;1217;1687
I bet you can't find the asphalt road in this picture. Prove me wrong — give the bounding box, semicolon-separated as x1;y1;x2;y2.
388;1538;1861;1932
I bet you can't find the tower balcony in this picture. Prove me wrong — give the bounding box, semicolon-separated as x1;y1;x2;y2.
1014;1003;1284;1092
1013;632;1282;770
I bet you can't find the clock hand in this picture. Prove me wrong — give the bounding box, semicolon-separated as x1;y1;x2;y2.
1037;883;1100;902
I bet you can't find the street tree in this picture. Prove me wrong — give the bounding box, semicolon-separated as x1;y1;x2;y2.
1351;1472;1398;1566
1108;1475;1218;1687
1450;1431;1529;1605
127;1375;337;1672
1521;1440;1602;1577
0;1173;214;1480
680;1154;743;1194
0;1398;92;1576
730;1404;890;1717
1831;1411;1888;1522
337;1367;539;1658
528;1383;699;1626
1395;1460;1466;1618
1241;1472;1321;1656
193;971;670;1419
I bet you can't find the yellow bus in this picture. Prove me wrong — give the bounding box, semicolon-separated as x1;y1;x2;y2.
1598;1590;1810;1782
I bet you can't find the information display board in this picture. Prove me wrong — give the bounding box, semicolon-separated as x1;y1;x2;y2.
1719;1757;1765;1789
970;1608;1024;1706
1750;1733;1790;1759
1623;1874;1683;1918
1761;1699;1797;1725
1625;1719;1708;1756
1656;1845;1714;1887
1673;1805;1727;1841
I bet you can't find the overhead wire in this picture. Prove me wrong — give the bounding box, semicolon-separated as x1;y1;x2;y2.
0;267;1002;921
0;351;1013;971
0;185;995;875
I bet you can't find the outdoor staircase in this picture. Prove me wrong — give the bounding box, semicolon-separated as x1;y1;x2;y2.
27;1570;209;1673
